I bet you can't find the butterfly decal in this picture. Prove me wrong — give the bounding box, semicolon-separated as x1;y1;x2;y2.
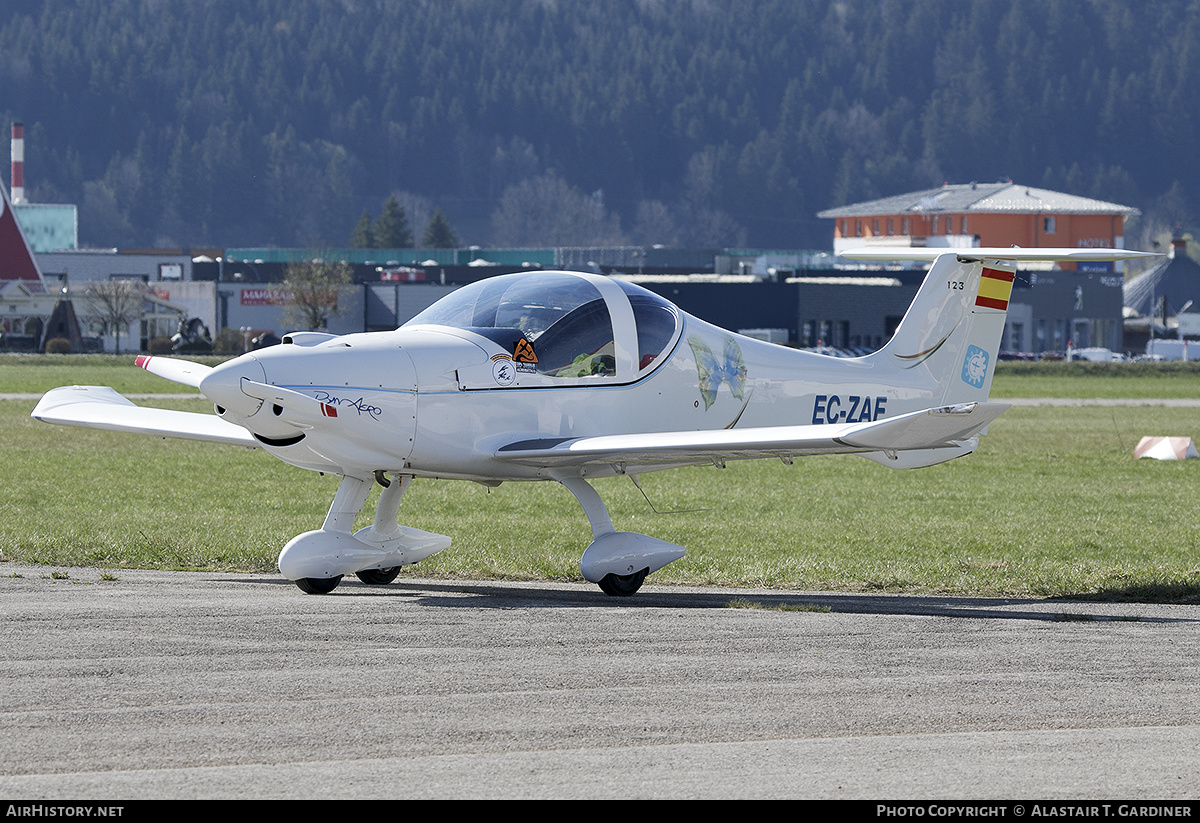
689;334;747;411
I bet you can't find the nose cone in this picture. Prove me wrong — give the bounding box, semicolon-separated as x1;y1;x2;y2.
199;355;267;418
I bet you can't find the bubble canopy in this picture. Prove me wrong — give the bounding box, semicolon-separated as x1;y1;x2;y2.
405;271;681;382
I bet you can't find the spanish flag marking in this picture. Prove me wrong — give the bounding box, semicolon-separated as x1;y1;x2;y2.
975;267;1015;311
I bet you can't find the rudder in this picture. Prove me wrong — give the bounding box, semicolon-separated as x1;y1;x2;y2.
865;253;1013;406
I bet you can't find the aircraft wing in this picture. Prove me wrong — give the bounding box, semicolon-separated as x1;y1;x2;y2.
494;402;1009;468
31;386;260;448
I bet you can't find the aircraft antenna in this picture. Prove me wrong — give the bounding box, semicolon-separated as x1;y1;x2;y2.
628;474;709;515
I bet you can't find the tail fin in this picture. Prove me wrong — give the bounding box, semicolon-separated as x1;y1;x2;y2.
851;247;1159;405
861;253;1010;405
0;178;46;292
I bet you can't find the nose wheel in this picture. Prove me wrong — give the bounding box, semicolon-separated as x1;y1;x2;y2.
598;569;648;597
292;566;399;594
295;575;343;594
355;566;402;585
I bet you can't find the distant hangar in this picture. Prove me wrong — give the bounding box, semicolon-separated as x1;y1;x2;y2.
818;180;1138;270
815;181;1139;353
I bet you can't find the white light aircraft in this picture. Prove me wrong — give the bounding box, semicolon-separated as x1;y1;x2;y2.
32;246;1154;595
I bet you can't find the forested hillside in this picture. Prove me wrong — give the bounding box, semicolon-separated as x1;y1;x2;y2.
1;0;1196;251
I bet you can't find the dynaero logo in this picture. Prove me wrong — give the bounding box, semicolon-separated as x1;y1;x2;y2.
961;345;989;388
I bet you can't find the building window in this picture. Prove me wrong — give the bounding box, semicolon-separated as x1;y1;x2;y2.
855;219;862;237
887;218;894;235
1044;216;1056;234
1009;322;1024;352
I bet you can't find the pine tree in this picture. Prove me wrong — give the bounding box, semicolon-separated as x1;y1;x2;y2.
350;210;376;248
373;196;414;248
423;208;459;248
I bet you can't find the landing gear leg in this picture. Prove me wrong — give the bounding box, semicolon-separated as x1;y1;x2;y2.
354;473;409;586
279;473;452;593
291;474;372;594
554;472;685;597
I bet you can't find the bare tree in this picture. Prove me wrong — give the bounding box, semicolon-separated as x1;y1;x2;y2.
490;172;626;247
280;258;353;331
85;279;147;354
631;199;680;247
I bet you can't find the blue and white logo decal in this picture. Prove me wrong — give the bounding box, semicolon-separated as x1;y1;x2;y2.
961;345;989;388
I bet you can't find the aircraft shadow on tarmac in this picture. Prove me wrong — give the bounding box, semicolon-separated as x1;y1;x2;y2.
223;574;1198;623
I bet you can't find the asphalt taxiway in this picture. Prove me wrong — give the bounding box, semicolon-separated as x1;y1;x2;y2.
2;564;1199;799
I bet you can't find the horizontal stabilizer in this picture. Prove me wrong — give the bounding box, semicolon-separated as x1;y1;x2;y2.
495;402;1009;468
31;385;259;447
842;247;1158;263
834;402;1008;450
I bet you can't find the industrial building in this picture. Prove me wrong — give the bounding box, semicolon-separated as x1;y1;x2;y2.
6;234;1134;357
1123;236;1200;357
0;113;1140;357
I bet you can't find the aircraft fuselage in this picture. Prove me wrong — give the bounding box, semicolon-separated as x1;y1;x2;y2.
203;313;945;483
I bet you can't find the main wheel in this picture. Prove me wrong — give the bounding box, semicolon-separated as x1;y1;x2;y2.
355;566;401;585
295;575;343;594
598;568;648;597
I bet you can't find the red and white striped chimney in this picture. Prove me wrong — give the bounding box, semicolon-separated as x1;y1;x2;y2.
10;122;24;204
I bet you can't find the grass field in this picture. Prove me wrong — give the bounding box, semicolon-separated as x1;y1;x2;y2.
4;355;1200;601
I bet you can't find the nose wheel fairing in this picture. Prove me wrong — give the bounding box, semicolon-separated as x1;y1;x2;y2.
278;474;452;589
282;471;684;597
